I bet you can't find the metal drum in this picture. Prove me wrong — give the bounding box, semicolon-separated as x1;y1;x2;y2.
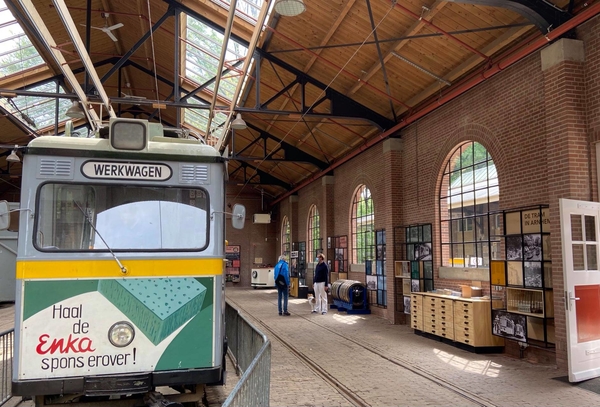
332;279;366;308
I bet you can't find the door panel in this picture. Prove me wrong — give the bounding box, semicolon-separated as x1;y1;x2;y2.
560;198;600;382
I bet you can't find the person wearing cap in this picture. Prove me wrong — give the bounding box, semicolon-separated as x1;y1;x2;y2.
313;253;329;314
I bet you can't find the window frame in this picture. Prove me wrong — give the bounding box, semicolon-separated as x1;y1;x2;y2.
351;185;374;264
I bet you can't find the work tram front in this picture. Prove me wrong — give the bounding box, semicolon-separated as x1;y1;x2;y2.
0;118;245;407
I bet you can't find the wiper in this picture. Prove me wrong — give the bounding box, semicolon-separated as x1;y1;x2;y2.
73;200;128;274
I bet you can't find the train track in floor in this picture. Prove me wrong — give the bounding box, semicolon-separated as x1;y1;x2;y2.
227;295;498;407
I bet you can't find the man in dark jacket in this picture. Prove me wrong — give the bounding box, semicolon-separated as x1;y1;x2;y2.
274;255;290;316
313;253;329;314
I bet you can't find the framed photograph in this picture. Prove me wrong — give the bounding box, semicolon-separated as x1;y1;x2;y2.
378;275;385;290
542;235;551;260
544;262;553;288
402;277;411;294
407;244;415;261
411;279;420;292
505;211;521;235
423;224;432;243
402;261;410;277
403;296;411;315
523;234;542;261
423;261;433;279
411;261;420;278
492;310;527;342
490;260;506;286
366;275;377;290
507;261;523;286
424;279;434;293
506;236;522;260
415;243;432;261
524;261;543;288
365;259;373;275
409;226;420;243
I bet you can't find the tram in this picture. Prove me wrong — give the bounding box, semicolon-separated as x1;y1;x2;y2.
0;117;245;407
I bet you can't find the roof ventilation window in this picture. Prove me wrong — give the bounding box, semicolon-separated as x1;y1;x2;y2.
0;0;45;78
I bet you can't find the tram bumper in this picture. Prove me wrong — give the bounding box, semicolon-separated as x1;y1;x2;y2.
12;367;222;397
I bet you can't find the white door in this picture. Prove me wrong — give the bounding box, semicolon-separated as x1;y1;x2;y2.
560;198;600;382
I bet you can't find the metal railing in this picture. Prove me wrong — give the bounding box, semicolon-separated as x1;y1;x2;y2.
223;301;271;407
0;329;13;407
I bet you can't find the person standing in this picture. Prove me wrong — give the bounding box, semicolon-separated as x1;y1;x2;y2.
274;255;290;316
313;253;329;314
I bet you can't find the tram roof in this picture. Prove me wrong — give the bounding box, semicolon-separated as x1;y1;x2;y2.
26;135;221;158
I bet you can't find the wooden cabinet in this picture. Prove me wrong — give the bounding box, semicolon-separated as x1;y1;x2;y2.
411;293;423;331
412;293;504;348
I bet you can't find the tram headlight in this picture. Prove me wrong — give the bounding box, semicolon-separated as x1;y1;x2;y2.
108;321;135;347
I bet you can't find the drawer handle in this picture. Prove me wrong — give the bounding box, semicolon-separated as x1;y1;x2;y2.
465;327;469;331
441;311;445;314
464;315;469;319
465;333;469;337
465;339;470;343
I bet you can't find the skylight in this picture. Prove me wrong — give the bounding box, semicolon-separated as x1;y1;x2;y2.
185;15;248;101
210;0;262;24
0;0;45;78
0;81;71;130
184;14;248;137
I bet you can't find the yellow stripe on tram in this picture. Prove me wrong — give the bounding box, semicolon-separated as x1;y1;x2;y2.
16;258;224;279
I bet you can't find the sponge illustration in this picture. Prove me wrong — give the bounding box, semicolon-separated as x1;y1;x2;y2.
98;278;206;345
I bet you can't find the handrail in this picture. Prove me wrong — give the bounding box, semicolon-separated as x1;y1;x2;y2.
223;301;271;407
0;329;14;407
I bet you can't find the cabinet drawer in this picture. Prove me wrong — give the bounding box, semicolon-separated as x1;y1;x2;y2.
439;326;454;340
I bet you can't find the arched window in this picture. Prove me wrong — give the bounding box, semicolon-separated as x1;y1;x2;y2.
307;205;321;259
281;216;290;258
440;141;499;268
351;185;374;264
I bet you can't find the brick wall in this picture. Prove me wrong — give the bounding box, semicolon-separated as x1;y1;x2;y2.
271;15;600;369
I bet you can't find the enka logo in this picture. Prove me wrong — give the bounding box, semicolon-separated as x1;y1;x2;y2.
82;161;171;180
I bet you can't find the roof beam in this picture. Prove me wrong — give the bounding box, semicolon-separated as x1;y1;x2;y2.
232;123;328;170
233;162;292;189
255;49;395;131
445;0;571;33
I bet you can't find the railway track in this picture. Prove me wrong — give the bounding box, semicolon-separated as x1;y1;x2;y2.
227;295;498;407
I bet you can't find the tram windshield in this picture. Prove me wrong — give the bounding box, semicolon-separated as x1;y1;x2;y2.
35;183;210;251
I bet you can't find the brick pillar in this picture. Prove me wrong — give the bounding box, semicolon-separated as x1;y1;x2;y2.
542;38;589;370
382;138;404;324
321;175;335;252
289;195;299;244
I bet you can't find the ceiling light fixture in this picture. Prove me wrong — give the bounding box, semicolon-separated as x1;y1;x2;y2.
65;101;86;119
274;0;306;16
6;146;20;163
231;113;247;130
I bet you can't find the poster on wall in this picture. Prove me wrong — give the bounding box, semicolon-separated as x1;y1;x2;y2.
225;245;241;283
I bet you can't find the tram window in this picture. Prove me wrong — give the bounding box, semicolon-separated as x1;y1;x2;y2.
35;183;209;251
36;184;96;250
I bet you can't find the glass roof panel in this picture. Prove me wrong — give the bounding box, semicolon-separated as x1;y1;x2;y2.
185;15;248;104
210;0;262;24
0;81;71;130
0;0;45;78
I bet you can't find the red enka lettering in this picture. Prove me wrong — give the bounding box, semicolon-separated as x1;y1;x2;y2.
36;334;96;354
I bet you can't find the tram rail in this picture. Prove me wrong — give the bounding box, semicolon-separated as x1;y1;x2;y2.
227;295;498;407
